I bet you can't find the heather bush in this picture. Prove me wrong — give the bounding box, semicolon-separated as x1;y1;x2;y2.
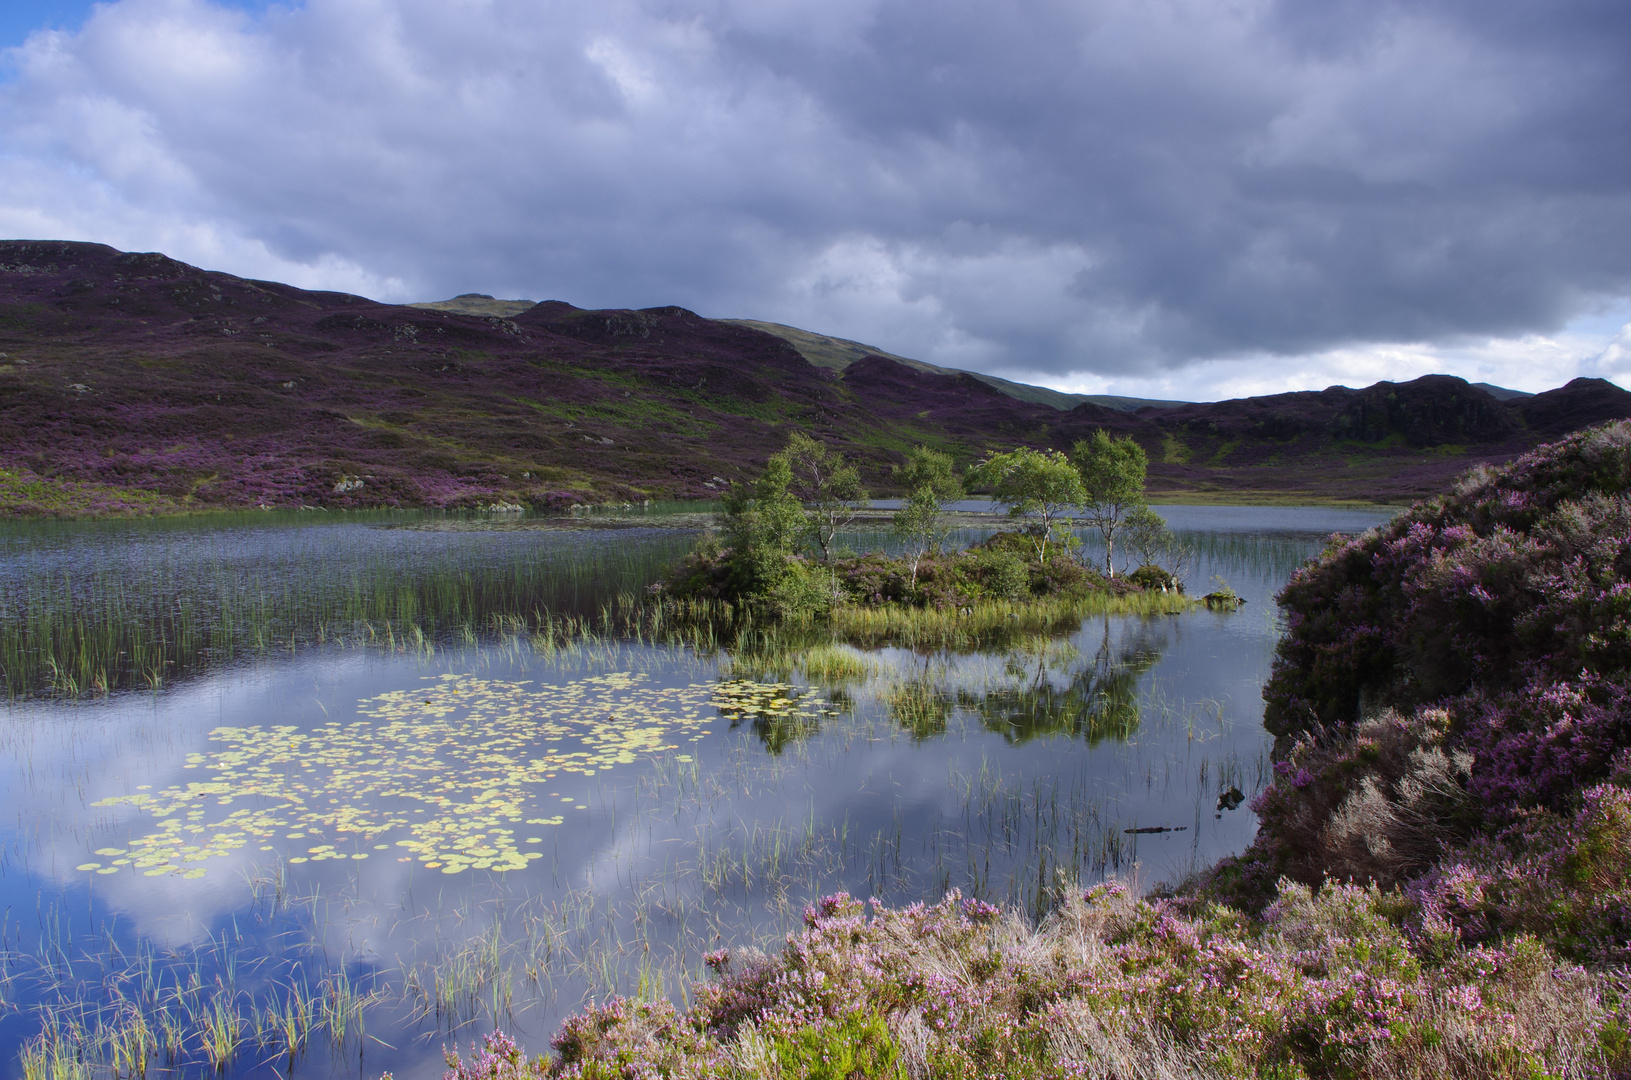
1210;420;1631;964
1265;421;1631;745
1217;709;1479;895
444;1030;547;1080
449;886;1628;1080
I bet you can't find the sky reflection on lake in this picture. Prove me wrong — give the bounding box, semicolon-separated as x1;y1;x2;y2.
0;504;1393;1078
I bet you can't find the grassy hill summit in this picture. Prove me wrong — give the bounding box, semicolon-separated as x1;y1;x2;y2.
1;239;1627;517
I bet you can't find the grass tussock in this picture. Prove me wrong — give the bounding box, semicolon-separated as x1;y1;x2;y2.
827;591;1194;651
794;643;876;683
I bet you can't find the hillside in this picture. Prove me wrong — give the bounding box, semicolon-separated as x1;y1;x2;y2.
1;240;1627;516
719;317;1189;413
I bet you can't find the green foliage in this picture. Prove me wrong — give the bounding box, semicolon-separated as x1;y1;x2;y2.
965;547;1030;602
671;433;869;617
715;452;815;612
892;445;963;587
1126;563;1177;592
673;436;1171;625
770;1009;904;1080
967;447;1085;563
781;431;870;565
759;559;834;621
1121;505;1190;588
1071;430;1149;576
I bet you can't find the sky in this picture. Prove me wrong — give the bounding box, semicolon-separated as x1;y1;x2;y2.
1;0;1629;403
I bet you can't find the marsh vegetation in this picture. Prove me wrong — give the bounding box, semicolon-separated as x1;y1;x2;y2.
0;499;1390;1078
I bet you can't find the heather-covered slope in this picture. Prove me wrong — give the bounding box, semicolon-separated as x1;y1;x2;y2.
2;240;1629;516
0;241;897;513
1215;422;1631;964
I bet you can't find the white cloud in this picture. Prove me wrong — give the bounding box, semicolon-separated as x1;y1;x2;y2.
1029;305;1631;402
0;0;1627;397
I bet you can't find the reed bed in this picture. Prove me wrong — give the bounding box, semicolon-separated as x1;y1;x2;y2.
827;591;1195;650
0;514;699;697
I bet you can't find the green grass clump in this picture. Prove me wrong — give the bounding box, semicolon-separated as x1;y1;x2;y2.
771;1009;903;1079
796;643;875;683
827;592;1192;651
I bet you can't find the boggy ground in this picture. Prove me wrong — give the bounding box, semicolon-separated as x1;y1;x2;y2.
448;423;1631;1079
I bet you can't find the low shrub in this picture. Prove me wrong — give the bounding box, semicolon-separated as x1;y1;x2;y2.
1203;421;1631;968
666;530;1155;621
449;886;1629;1080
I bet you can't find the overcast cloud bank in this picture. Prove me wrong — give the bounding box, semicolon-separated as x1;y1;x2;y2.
2;0;1629;401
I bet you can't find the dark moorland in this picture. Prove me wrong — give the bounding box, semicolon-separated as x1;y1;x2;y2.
3;240;1629;516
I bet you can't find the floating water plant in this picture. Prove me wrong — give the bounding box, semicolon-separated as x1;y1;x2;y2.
86;670;797;878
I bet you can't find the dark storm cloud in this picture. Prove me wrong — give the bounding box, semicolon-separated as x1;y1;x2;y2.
1;0;1628;382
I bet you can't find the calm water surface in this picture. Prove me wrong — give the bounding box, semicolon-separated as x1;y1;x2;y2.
0;504;1392;1078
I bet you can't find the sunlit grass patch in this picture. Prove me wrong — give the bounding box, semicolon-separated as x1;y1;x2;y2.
795;643;875;684
827;591;1195;650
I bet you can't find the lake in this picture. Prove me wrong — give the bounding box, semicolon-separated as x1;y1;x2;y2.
0;502;1393;1079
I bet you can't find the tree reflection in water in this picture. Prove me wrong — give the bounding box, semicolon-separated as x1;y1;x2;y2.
964;617;1166;744
730;618;1169;751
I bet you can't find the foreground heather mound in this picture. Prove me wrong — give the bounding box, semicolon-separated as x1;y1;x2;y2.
1226;422;1631;914
449;887;1623;1079
452;425;1631;1079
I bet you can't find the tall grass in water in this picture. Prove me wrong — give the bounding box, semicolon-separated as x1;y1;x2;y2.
0;517;698;697
827;591;1194;650
0;509;1240;697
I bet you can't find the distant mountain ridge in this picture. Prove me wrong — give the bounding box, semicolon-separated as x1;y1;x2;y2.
411;298;1534;418
683;318;1201;413
410;293;536;318
0;240;1624;516
413;300;1189;413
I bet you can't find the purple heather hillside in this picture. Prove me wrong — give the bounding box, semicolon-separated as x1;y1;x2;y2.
2;240;1629;516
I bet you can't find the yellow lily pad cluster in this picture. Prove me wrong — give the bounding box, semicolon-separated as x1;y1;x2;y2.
85;671;750;880
709;680;828;723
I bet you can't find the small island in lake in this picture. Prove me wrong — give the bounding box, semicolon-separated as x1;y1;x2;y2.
658;432;1211;649
450;421;1631;1080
